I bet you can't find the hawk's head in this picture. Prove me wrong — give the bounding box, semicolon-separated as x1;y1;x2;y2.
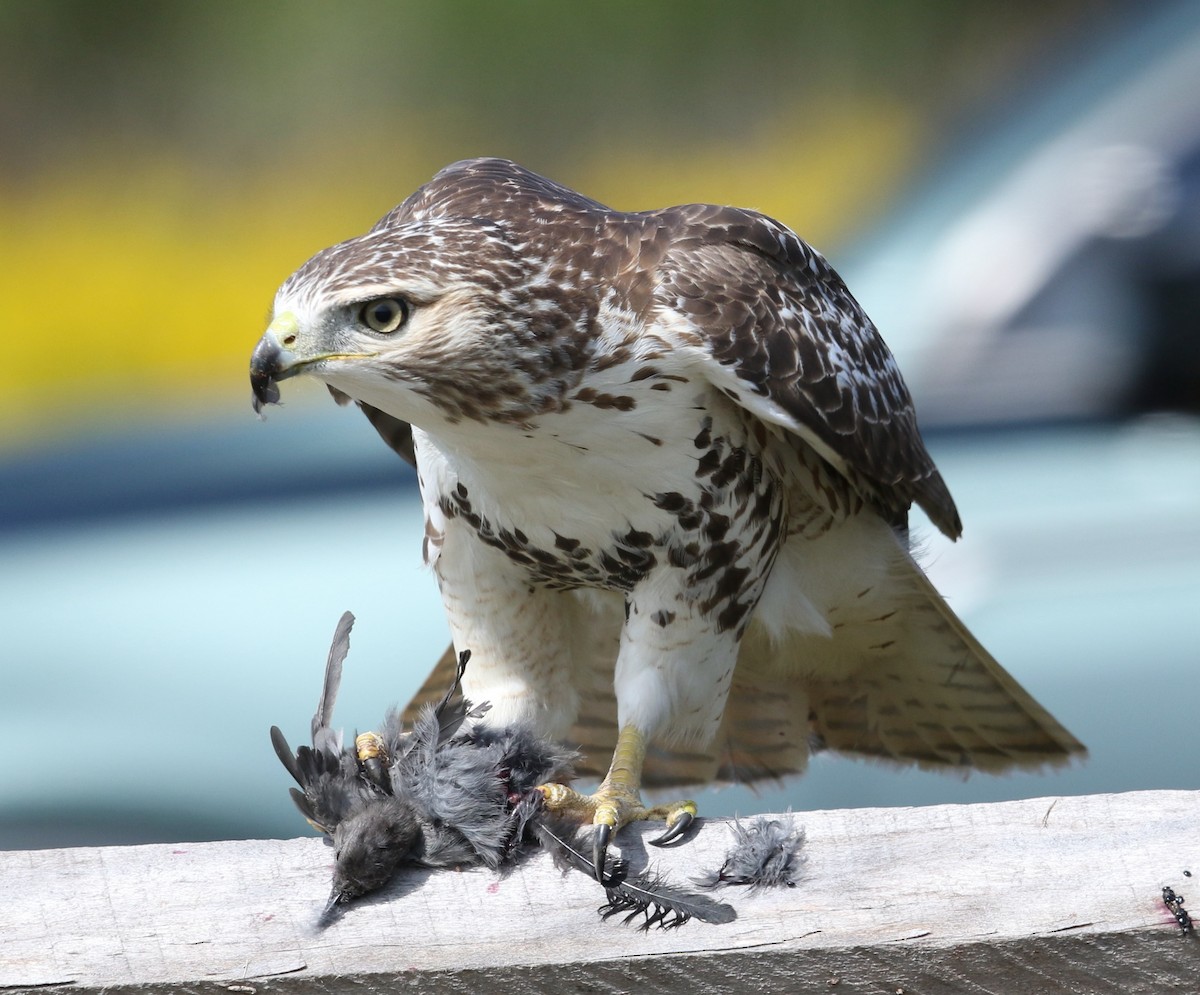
251;210;597;427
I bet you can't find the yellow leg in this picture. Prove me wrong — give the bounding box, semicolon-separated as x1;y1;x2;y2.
539;724;697;878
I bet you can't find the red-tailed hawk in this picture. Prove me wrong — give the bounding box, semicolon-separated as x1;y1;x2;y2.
250;157;1084;874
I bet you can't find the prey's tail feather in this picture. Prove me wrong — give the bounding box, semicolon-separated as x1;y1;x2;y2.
400;643;462;721
311;611;355;746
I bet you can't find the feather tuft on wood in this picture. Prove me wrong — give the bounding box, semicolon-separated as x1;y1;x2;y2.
695;812;806;890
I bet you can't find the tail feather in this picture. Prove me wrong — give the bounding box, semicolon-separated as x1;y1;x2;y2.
311;611;355;751
398;559;1084;790
399;643;461;719
805;566;1085;771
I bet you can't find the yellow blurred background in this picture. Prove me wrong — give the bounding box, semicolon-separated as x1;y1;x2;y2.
0;0;1121;450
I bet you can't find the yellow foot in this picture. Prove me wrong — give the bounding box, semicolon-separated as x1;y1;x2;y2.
538;782;697;880
538;723;698;880
354;731;390;792
537;781;697;839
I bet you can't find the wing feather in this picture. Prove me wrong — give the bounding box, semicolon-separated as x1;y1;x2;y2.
335;161;957;534
655;205;961;538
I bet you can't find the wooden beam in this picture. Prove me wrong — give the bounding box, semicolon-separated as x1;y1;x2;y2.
2;790;1197;993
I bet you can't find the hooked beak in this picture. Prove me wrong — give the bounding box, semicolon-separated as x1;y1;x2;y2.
250;313;302;416
249;312;376;417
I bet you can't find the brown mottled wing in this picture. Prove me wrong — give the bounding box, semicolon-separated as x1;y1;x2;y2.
565;558;1087;788
656;204;961;539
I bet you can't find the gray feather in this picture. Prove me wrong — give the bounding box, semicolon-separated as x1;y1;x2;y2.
312;610;354;747
695;813;806;890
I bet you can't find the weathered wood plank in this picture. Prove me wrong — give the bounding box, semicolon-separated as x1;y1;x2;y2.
1;790;1197;994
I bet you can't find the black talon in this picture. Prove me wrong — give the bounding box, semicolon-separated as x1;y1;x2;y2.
650;811;695;847
593;823;612;881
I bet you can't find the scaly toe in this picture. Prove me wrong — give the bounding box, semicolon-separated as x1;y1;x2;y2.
650;804;697;847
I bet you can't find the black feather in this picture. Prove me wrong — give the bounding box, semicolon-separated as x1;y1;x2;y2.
598;869;737;929
531;813;735;929
270;725;302;786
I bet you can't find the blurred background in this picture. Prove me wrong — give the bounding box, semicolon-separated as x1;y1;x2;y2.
1;1;1197;848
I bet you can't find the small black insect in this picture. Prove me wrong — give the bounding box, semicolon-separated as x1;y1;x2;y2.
1162;886;1193;935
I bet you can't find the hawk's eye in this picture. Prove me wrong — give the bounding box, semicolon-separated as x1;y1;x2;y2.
360;297;409;334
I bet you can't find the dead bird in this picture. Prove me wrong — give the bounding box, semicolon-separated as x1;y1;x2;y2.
271;611;575;922
272;611;734;928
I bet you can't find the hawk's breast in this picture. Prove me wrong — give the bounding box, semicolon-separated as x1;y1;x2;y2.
417;364;790;638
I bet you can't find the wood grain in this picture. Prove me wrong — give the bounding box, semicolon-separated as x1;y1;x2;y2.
2;790;1197;993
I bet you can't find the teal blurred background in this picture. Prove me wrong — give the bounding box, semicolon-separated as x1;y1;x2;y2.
2;1;1197;848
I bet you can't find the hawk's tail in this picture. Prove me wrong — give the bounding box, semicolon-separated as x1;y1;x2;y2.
399;560;1085;790
695;557;1087;787
574;554;1085;788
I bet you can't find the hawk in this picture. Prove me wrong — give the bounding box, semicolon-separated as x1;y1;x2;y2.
250;157;1084;874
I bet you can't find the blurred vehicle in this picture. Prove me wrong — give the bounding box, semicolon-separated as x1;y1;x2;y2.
2;5;1197;848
